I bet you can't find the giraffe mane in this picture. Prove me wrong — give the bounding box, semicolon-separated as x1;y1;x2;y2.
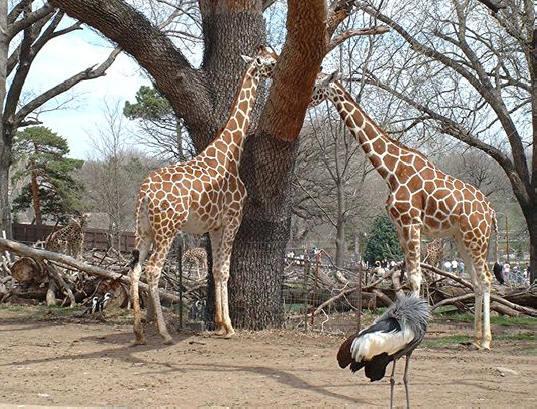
334;81;433;166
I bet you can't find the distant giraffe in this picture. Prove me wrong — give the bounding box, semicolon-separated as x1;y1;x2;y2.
45;215;87;259
182;247;208;279
423;238;444;268
423;238;445;282
129;46;277;344
309;71;498;350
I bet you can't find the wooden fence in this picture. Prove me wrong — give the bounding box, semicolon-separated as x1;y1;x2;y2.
12;223;136;253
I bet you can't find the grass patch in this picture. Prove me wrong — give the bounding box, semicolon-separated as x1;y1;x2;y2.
433;311;537;327
423;332;536;349
423;335;471;348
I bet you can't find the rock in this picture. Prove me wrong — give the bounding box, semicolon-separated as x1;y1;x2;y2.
495;366;519;376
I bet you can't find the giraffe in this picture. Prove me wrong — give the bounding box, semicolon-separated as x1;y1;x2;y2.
423;238;445;283
309;71;498;349
182;247;208;279
45;214;87;259
423;238;444;268
129;46;277;344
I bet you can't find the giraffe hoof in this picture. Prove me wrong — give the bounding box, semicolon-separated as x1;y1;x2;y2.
471;342;482;350
223;331;235;339
213;328;226;336
162;336;173;345
131;338;146;347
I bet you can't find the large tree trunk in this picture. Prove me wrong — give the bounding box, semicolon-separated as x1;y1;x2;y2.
525;206;537;283
0;0;9;238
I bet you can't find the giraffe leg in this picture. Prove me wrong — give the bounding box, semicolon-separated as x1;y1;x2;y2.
130;272;144;345
455;235;484;349
482;280;492;349
473;281;484;349
130;240;151;345
210;229;225;335
146;237;174;344
400;224;422;295
210;219;240;337
474;261;492;350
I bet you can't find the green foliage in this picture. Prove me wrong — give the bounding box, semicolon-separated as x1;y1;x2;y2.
364;215;402;264
11;126;84;222
123;86;173;121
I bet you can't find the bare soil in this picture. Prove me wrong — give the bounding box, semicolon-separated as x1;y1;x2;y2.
0;307;536;408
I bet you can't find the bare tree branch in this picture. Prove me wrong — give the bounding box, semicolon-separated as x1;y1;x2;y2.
15;47;122;126
327;25;390;52
7;3;54;40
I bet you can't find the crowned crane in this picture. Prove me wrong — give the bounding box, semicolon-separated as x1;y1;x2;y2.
337;294;430;408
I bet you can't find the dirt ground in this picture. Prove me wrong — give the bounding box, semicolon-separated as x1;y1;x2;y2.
0;307;536;408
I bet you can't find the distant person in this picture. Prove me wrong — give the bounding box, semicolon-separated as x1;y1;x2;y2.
451;259;458;273
502;263;511;283
443;260;452;272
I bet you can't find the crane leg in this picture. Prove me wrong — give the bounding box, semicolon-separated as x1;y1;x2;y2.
390;359;397;409
403;355;411;409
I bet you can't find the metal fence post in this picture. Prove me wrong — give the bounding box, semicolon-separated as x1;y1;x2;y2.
303;256;310;332
176;239;184;330
356;264;363;333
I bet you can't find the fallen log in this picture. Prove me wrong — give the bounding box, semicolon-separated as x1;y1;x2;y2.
0;237;181;305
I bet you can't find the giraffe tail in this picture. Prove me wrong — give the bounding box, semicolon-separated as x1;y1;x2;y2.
129;196;152;271
491;210;504;285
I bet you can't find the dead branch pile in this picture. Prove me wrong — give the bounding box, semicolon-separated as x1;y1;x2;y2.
0;238;207;309
283;257;537;320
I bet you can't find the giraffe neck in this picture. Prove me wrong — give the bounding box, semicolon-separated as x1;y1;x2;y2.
329;82;426;185
201;64;260;172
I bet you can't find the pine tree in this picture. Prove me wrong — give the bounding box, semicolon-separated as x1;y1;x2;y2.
364;215;403;265
11;126;84;224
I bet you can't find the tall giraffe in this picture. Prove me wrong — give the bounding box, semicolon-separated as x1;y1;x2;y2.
309;71;498;349
129;46;277;344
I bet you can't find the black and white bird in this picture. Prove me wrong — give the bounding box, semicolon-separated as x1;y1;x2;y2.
96;292;113;313
337;294;430;409
82;296;100;315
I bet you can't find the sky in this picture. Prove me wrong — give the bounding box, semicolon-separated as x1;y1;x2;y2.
19;24;151;159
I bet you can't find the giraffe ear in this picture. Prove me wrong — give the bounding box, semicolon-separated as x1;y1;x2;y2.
241;55;254;64
328;70;342;82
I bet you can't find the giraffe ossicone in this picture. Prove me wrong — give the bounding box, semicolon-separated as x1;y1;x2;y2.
129;45;278;345
309;70;498;350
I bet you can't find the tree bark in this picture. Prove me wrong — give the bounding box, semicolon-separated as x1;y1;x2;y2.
525;206;537;283
29;161;42;225
0;0;9;238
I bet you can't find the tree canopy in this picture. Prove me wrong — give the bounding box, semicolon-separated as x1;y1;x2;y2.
11;126;83;224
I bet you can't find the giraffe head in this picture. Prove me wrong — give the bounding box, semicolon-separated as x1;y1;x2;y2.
309;70;342;107
241;45;278;79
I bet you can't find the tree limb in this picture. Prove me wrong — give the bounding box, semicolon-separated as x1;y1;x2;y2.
327;26;390;52
257;0;327;140
15;47;121;125
7;3;54;40
49;0;211;133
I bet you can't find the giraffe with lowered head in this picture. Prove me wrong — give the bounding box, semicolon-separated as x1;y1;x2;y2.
129;46;277;344
309;71;498;350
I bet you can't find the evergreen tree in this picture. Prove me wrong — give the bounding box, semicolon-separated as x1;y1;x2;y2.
364;215;402;264
124;86;173;121
11;126;84;224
